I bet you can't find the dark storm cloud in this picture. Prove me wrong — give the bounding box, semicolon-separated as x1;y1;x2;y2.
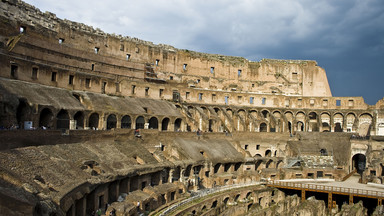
24;0;384;104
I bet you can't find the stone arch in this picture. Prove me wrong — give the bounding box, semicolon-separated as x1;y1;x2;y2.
352;153;366;174
297;121;304;132
237;109;246;131
296;111;305;131
174;118;182;131
16;99;31;129
161;118;170;131
265;150;272;157
88;113;99;129
208;119;214;132
308;112;319;132
39;108;54;129
334;113;344;132
276;161;283;168
148;117;158;129
136;116;145;129
346;113;356;132
285;111;294;133
259;122;267;132
121;115;131;129
321;113;331;132
106;114;117;130
261;110;269;119
358;113;373;136
272;111;282;132
74;111;85;129
56;109;70;129
266;159;273;168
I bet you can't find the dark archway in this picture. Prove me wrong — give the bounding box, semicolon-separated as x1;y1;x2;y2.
106;114;117;130
162;118;170;131
74;111;84;129
136;116;145;129
16;99;31;129
174;118;182;131
148;117;158;129
297;121;304;131
56;109;70;129
260;123;267;132
208;119;214;132
265;150;272;157
39;108;54;129
334;123;343;132
352;154;366;174
121;115;131;129
89;113;99;129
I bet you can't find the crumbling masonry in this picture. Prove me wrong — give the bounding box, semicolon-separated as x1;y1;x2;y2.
0;1;384;216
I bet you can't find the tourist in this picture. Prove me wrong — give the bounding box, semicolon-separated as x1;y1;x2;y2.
134;129;141;138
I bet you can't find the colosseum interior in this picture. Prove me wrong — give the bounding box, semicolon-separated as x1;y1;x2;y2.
1;1;384;216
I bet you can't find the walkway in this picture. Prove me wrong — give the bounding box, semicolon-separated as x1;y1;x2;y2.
157;182;262;216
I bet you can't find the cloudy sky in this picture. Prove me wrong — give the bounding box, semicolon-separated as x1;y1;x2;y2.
24;0;384;104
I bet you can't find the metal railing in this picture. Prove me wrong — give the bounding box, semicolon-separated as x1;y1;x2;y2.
267;180;384;198
159;182;261;216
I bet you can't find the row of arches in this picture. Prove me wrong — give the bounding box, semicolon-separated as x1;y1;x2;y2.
35;107;183;131
183;105;374;134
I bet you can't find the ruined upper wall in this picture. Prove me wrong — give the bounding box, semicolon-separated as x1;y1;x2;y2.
0;0;332;98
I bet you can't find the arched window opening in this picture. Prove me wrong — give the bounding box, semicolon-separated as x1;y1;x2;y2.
148;117;158;129
297;121;304;132
56;109;70;129
121;115;131;129
106;114;117;130
89;113;99;129
265;150;272;157
136;116;145;129
161;118;170;131
39;108;54;129
74;111;84;129
174;118;182;131
16;99;30;129
260;123;267;132
208;119;214;132
334;123;343;132
262;110;269;118
352;154;366;174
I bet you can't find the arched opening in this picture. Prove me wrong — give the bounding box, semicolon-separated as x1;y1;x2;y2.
320;149;328;156
297;121;304;131
309;112;317;120
259;123;267;132
223;197;229;205
266;160;273;168
322;122;330;132
121;115;131;129
56;109;70;129
261;110;269;118
39;108;54;129
174;118;182;131
16;99;30;129
88;113;99;129
265;150;272;157
106;114;117;130
352;154;366;174
214;163;221;174
136;116;145;129
161;118;170;131
74;111;84;129
148;117;158;129
208;119;214;132
334;123;343;132
211;200;217;208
